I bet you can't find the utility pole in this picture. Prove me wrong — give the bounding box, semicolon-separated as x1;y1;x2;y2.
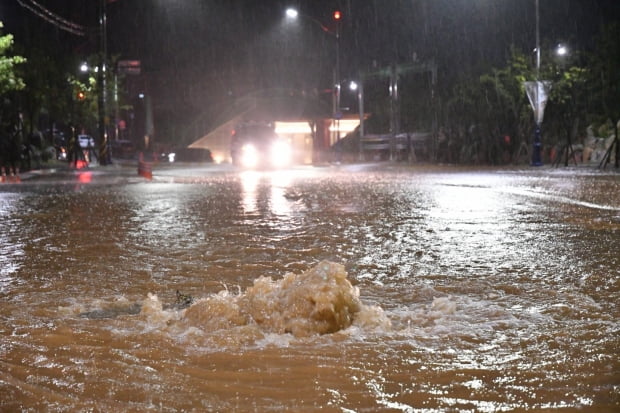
97;0;110;165
532;0;542;166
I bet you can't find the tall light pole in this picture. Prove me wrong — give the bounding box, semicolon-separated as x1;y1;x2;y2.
526;0;551;167
349;79;365;160
532;0;541;166
333;10;342;149
97;0;110;165
285;8;342;149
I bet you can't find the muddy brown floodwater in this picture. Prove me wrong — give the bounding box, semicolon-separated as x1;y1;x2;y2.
1;164;618;412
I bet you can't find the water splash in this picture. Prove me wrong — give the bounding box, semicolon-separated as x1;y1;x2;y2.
75;261;391;342
180;260;391;337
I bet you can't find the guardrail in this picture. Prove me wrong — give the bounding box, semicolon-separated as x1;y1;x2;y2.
360;132;431;162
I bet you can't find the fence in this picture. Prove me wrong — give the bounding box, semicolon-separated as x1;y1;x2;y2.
360;132;431;162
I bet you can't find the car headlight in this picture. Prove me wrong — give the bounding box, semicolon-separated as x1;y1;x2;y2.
240;143;259;168
270;140;292;167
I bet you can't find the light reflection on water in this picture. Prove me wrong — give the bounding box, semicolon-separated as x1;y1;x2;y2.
0;165;618;411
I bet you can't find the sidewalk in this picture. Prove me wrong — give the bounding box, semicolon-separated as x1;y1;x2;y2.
3;158;138;183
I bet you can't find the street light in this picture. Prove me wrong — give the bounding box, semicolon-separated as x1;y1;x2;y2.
284;7;342;149
556;44;568;56
527;0;548;166
349;80;365;160
285;8;298;19
97;0;110;165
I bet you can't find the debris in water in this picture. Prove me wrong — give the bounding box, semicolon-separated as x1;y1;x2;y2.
174;290;194;309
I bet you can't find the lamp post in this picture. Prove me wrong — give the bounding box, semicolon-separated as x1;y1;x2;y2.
97;0;111;165
333;10;342;148
526;0;550;167
349;80;365;160
532;0;542;166
285;8;342;147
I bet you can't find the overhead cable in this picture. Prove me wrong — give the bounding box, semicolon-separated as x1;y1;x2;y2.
16;0;86;36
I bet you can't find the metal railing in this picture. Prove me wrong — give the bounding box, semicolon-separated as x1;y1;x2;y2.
360;132;431;162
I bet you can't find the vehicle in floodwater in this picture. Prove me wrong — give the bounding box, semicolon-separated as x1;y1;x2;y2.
230;122;292;168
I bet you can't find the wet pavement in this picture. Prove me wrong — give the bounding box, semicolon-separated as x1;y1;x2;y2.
1;161;619;411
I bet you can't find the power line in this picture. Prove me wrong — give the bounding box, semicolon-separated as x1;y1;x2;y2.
16;0;86;36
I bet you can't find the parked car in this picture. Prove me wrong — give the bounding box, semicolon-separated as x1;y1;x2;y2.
230;122;291;168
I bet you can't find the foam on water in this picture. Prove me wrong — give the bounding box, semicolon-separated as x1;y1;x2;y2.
65;260;585;358
67;261;392;349
179;260;391;338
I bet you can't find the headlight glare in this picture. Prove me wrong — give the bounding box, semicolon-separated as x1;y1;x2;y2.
270;141;292;167
240;144;259;168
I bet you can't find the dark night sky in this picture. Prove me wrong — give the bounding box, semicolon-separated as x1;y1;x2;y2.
2;0;619;134
4;1;619;75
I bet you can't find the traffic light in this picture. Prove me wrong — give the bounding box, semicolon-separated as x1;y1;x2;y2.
77;90;86;101
333;10;341;20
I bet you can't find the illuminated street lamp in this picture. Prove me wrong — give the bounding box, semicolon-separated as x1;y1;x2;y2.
285;7;342;145
350;80;365;160
556;44;568;56
285;8;298;19
526;0;549;166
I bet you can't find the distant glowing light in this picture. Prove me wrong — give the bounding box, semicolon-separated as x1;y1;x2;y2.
328;119;360;134
240;144;260;168
285;8;298;19
274;121;312;135
270;140;292;168
556;44;568;56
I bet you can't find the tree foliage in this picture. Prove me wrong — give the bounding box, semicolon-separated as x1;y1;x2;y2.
436;22;619;165
0;22;26;96
441;49;533;163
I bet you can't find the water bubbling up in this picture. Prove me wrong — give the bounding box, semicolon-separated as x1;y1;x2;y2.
137;261;391;343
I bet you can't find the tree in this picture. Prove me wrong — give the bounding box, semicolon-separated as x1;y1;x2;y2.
0;22;26;96
545;65;589;166
443;49;533;164
0;21;26;172
587;23;620;167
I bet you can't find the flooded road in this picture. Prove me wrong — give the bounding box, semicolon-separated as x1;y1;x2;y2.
1;163;618;412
